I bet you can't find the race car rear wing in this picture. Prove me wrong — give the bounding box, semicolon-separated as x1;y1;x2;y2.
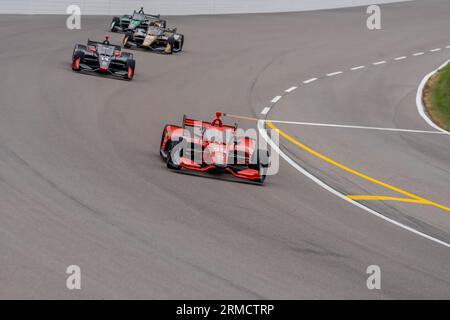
183;113;237;130
87;39;121;51
145;14;161;20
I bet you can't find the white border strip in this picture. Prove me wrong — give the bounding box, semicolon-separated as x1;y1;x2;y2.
303;78;318;84
327;71;343;77
261;107;271;115
258;120;450;248
416;60;450;135
285;86;298;93
271;96;282;103
269;120;444;134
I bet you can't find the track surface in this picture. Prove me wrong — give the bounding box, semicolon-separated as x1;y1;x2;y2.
0;0;449;299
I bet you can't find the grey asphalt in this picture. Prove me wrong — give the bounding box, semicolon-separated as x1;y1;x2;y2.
0;0;449;299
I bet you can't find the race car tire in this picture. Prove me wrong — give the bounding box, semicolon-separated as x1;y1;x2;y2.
124;59;135;80
250;149;270;168
71;48;84;72
120;52;134;60
166;37;175;54
179;34;184;51
166;138;185;170
72;56;81;71
249;149;269;184
160;125;181;159
123;32;134;48
258;165;267;184
73;44;87;54
110;17;120;32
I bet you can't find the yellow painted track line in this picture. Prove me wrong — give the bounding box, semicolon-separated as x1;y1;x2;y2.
266;121;450;212
347;195;430;204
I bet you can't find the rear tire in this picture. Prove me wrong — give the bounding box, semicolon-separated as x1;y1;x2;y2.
110;17;120;32
120;52;133;60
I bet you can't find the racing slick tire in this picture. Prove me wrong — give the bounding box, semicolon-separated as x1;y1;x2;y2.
178;34;184;52
71;45;86;72
124;59;135;80
166;138;185;170
123;31;134;48
250;149;269;184
165;36;175;54
120;52;134;60
160;125;181;159
258;165;267;184
110;17;120;32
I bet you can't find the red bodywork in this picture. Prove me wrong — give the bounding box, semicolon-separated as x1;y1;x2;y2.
160;113;264;182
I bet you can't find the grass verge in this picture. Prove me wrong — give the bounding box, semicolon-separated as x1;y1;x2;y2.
423;62;450;131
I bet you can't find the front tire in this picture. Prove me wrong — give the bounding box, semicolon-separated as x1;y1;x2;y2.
166;138;184;170
72;56;81;71
123;31;133;48
160;125;180;159
249;149;269;184
124;59;135;80
72;44;86;71
178;34;184;52
165;37;175;54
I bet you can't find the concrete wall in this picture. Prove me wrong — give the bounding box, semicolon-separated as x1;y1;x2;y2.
0;0;412;15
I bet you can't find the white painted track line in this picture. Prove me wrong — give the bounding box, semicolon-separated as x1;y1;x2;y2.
255;44;450;249
261;107;271;115
303;78;318;84
267;120;445;134
258;120;450;249
271;96;282;103
285;86;297;93
326;71;343;77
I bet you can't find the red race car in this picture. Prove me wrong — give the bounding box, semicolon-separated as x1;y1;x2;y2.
160;112;269;183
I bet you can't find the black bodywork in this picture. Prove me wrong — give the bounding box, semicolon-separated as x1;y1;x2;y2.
123;26;184;54
71;39;136;80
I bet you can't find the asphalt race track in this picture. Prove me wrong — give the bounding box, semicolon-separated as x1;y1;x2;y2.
0;0;449;299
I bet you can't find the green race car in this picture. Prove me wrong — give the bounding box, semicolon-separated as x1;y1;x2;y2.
110;8;166;33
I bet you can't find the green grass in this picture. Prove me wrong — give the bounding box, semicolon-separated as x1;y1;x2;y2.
427;64;450;131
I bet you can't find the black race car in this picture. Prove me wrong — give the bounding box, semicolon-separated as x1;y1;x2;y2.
123;25;184;54
110;7;166;33
71;36;135;80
